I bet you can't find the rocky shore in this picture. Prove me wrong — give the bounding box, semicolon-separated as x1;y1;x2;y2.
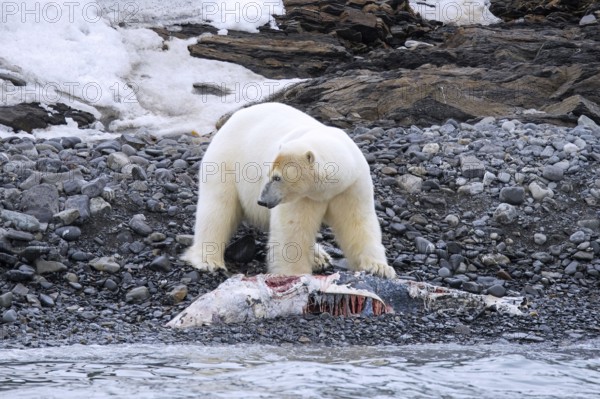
1;0;600;348
1;114;600;348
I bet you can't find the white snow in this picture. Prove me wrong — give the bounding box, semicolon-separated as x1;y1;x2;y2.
96;0;284;32
0;0;292;140
409;0;501;25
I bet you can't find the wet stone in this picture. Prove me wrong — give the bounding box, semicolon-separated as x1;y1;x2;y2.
493;203;517;224
487;284;506;297
0;292;13;308
104;279;118;291
129;214;153;236
534;234;547;245
21;183;60;223
0;209;40;232
572;251;594;261
81;177;107;198
90;257;121;273
35;259;68;274
460;155;485;178
167;284;188;304
570;231;586;244
126;286;150;303
55;226;82;241
131;165;147;181
499;187;525;205
62;179;83;195
414;237;435;254
462;281;481;294
565;261;579;275
5;229;34;241
90;197;112;216
2;309;18;323
543;165;564;182
149;255;171;272
438;267;452;278
64;195;91;221
5;267;35;282
11;283;28;296
39;293;55;307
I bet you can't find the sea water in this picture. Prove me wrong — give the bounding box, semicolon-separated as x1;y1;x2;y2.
1;343;599;398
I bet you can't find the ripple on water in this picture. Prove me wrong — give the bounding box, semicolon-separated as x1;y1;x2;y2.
0;343;599;399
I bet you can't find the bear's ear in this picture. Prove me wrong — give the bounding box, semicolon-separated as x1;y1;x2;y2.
306;151;315;165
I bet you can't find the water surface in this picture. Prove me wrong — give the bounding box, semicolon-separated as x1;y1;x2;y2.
1;343;599;398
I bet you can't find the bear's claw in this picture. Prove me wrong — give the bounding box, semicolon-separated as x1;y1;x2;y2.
360;259;396;279
181;248;228;274
312;244;332;272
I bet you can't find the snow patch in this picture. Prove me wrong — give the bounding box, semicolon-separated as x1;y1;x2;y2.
409;0;501;25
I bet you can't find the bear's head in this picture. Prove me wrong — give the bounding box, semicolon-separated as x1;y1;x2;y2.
257;144;316;209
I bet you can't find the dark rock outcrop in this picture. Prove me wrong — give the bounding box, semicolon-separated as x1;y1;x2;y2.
0;102;95;133
174;0;600;127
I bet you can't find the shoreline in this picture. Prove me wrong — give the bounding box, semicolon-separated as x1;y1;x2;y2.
1;115;599;348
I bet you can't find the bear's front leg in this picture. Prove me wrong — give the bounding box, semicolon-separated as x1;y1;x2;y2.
267;200;328;275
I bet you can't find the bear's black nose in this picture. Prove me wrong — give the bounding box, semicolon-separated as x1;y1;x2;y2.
257;200;267;208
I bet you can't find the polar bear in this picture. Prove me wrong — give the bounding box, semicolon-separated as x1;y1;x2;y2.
181;103;395;279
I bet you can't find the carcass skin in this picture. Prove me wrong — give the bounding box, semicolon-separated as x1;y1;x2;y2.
166;272;525;328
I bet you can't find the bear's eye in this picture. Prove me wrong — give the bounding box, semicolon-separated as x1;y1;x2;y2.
272;175;281;182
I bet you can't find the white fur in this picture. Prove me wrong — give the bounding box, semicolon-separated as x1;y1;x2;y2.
181;103;396;278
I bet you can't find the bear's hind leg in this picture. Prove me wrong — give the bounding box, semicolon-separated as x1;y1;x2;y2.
325;188;396;279
181;186;242;273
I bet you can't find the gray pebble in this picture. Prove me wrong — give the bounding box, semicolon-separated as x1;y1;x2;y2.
499;186;525;205
460;155;485;178
81;177;107;198
570;231;586;244
0;292;13;308
542;165;564;181
35;259;68;274
565;261;579;275
21;183;60;222
0;209;40;232
438;267;452;278
129;214;153;236
2;309;18;323
39;293;55;307
462;282;481;294
64;195;91;221
397;174;422;194
415;237;435;254
168;285;188;304
104;279;118;291
55;226;82;241
5;229;35;241
149;255;171;272
493;203;517;224
487;284;506;297
534;233;547;245
52;209;80;225
90;257;121;273
126;286;150;303
90;197;112;216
